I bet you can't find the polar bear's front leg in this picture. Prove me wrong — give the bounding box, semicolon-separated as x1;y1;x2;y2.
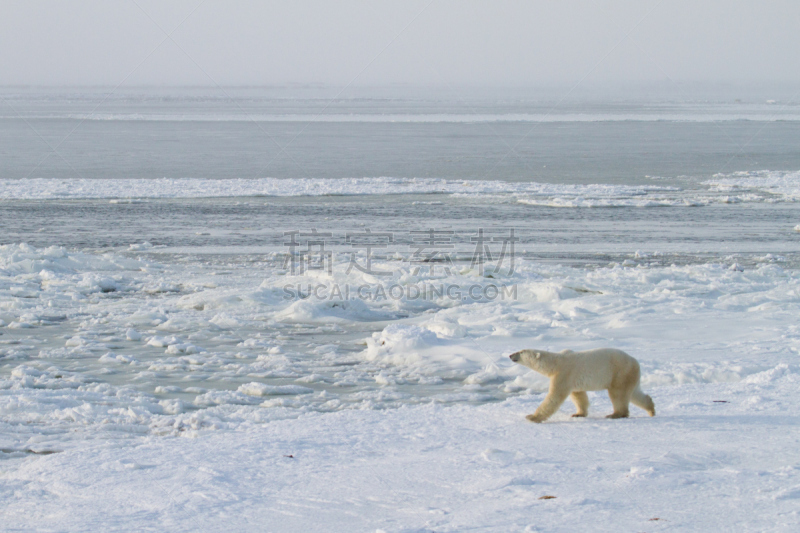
570;391;589;417
526;377;570;423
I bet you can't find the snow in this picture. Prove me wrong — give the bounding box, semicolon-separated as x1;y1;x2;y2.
2;242;800;530
2;384;800;532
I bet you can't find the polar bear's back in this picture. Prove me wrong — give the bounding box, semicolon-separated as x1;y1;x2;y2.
560;348;640;392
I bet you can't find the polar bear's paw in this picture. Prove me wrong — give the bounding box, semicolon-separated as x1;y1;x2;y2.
526;414;547;423
605;412;630;419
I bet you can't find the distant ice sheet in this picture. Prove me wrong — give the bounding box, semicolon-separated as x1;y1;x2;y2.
705;170;800;201
2;172;798;203
15;112;800;123
0;177;675;200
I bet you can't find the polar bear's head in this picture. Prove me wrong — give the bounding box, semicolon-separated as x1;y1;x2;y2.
509;349;558;376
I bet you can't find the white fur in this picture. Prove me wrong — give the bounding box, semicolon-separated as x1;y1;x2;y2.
509;348;655;422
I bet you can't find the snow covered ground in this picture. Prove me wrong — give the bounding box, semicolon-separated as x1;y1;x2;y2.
3;378;800;532
2;240;800;530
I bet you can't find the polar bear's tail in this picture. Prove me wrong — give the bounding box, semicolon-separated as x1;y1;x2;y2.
631;387;656;417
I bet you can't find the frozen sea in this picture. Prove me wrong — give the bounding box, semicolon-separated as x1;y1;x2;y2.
2;87;800;531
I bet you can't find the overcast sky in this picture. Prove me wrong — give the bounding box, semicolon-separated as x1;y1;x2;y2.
2;0;799;87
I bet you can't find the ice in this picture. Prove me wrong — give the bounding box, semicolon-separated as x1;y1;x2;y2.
29;110;800;123
77;274;121;294
705;170;800;202
208;313;241;329
7;321;34;329
0;177;676;200
0;243;147;274
146;335;182;348
3;173;799;210
517;196;687;208
98;352;138;364
64;336;87;347
237;382;313;396
164;343;201;355
365;324;443;364
274;298;389;323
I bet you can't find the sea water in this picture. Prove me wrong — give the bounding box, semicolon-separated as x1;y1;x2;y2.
1;87;800;451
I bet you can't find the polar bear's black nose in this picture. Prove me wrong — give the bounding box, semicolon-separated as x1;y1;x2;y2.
509;352;520;362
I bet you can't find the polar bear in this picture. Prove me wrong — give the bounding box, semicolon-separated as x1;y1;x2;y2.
509;348;655;422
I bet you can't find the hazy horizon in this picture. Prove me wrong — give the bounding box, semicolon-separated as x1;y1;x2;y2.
2;82;798;105
3;1;799;88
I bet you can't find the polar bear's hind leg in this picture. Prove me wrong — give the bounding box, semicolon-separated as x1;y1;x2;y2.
606;387;632;419
570;391;589;417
